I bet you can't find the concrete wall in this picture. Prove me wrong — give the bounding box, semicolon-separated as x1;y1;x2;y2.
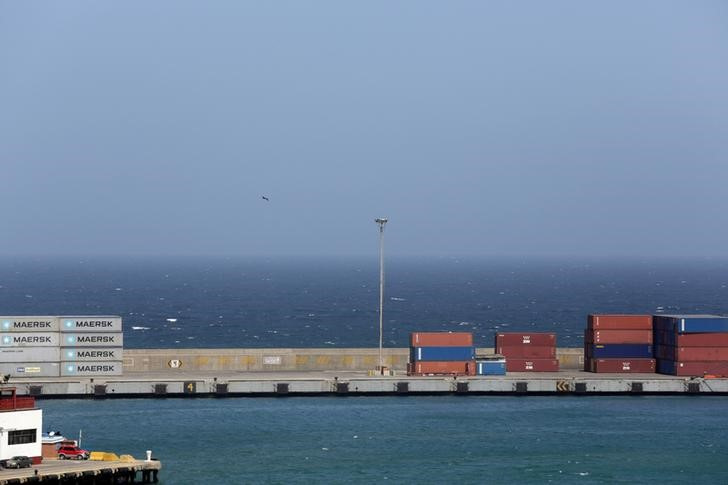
123;348;585;373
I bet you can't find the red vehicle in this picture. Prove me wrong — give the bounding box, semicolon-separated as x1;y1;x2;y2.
57;445;89;460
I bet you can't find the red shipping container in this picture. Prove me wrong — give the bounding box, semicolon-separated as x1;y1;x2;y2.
662;361;728;377
410;332;473;347
506;359;559;372
661;332;728;347
588;358;656;373
495;333;556;347
408;360;476;376
585;329;653;344
497;345;556;359
587;315;652;330
656;345;728;361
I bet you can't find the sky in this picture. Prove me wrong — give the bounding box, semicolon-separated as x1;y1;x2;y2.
1;1;727;258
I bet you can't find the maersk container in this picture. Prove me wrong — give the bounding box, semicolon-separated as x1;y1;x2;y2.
62;332;123;347
60;316;122;333
61;347;123;362
0;347;60;362
410;332;473;347
653;315;728;334
0;316;60;332
410;346;475;361
476;360;506;375
0;332;60;347
0;362;60;378
60;361;123;376
587;344;653;359
588;315;652;330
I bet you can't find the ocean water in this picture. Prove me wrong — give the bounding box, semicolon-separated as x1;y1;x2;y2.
40;396;728;484
0;256;727;348
5;256;728;483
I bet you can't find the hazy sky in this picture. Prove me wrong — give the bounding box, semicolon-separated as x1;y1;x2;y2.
1;1;727;257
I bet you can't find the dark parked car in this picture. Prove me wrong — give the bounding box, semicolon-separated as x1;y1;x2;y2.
2;455;32;468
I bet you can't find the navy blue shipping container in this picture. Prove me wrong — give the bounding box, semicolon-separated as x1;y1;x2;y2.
411;346;475;361
476;360;506;375
588;344;653;358
653;315;728;334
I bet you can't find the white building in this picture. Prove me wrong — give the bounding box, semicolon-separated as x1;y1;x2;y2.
0;388;42;462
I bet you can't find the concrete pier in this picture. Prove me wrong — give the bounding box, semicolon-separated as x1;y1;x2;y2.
6;370;728;397
0;458;161;484
4;348;727;397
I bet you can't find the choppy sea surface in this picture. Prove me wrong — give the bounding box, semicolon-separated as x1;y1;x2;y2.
41;396;728;484
1;256;727;348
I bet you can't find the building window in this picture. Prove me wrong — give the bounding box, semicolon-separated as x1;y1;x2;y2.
8;429;37;445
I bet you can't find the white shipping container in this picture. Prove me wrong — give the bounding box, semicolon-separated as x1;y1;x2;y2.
61;347;123;362
0;332;60;347
0;362;60;377
0;316;59;332
61;333;123;347
0;347;61;362
60;361;123;376
60;316;122;332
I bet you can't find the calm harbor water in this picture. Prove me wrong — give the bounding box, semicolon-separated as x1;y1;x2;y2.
41;396;728;484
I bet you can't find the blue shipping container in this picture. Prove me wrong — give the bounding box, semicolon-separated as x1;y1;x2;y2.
588;344;653;358
476;360;506;375
653;315;728;334
411;346;475;361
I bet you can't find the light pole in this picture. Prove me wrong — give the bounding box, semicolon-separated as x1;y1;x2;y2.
375;218;388;373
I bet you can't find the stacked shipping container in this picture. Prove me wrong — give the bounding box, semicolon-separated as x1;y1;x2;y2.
60;316;124;377
0;316;61;377
0;316;123;377
407;332;475;376
654;315;728;377
584;315;655;373
495;333;559;372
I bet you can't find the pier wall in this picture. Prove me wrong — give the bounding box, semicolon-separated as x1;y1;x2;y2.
122;347;585;373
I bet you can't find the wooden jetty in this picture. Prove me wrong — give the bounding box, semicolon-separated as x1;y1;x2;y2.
0;459;161;484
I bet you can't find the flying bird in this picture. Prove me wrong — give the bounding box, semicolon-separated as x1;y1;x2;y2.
261;195;270;201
